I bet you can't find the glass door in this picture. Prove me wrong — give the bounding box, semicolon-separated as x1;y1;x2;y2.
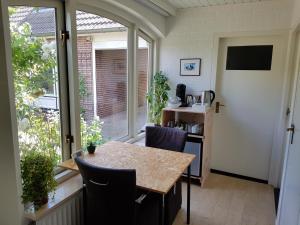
8;2;70;164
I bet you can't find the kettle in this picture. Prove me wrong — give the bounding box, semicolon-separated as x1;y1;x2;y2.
201;90;215;106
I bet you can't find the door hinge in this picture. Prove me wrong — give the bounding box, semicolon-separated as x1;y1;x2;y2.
60;30;70;45
65;134;74;144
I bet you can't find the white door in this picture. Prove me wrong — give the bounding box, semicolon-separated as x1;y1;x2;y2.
278;33;300;225
212;36;286;180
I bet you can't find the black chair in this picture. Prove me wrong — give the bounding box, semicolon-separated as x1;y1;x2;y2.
75;157;160;225
145;126;187;225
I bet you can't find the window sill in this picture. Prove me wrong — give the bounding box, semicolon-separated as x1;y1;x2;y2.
24;173;83;221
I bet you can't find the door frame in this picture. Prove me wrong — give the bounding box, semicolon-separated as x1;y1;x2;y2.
211;29;292;186
277;24;300;225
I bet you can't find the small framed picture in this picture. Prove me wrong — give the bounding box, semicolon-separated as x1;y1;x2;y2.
180;58;201;76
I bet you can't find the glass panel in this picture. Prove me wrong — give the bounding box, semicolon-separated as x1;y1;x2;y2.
137;36;150;133
9;6;63;164
76;10;129;146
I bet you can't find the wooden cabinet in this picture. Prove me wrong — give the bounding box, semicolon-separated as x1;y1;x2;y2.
162;107;213;185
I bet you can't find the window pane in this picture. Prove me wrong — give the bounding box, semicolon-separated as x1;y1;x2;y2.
76;10;129;146
137;36;150;133
9;6;63;164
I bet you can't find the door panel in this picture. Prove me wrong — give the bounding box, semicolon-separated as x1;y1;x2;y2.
212;36;286;180
278;34;300;225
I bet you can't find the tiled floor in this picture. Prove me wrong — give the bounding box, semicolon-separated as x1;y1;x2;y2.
174;174;275;225
132;136;275;225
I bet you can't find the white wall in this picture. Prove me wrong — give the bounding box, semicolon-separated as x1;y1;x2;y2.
291;0;300;28
159;0;294;96
0;1;23;224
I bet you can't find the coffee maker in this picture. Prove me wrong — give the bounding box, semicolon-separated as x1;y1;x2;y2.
176;84;186;107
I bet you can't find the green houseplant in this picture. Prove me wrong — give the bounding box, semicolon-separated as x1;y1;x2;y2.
146;71;170;125
81;117;104;154
21;150;57;209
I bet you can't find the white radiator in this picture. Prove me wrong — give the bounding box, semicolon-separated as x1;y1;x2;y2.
36;192;83;225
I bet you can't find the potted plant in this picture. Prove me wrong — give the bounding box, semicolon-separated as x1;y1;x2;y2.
146;71;171;125
83;117;104;154
20;151;57;209
87;142;96;154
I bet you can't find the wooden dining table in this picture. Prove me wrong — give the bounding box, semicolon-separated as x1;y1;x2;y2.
59;141;195;224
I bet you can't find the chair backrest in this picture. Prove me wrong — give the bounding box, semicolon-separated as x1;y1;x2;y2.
75;157;137;225
145;126;187;152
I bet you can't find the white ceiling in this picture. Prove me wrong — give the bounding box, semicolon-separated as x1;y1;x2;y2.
166;0;273;9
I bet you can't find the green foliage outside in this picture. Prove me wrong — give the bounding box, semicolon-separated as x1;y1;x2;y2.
146;71;170;125
81;116;104;148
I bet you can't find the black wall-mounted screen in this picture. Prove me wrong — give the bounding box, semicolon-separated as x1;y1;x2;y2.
226;45;273;70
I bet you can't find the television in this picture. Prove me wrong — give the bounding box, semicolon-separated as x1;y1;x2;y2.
226;45;273;70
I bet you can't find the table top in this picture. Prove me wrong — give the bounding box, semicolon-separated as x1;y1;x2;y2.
59;141;195;194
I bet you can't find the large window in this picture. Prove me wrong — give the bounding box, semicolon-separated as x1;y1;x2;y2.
76;10;129;146
7;3;154;164
8;5;70;164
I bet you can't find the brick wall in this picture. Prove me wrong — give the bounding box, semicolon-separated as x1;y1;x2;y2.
78;42;148;120
77;36;94;121
137;48;148;107
95;49;127;117
95;49;148;118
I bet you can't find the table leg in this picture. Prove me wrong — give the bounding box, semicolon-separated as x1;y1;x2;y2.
187;165;191;224
160;194;165;225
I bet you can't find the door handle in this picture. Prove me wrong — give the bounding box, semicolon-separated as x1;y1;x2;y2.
287;124;295;144
215;102;225;113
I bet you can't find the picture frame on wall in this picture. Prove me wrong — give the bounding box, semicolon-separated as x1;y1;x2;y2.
180;58;201;76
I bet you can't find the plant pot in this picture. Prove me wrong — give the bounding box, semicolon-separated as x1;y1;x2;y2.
34;195;48;209
87;144;96;154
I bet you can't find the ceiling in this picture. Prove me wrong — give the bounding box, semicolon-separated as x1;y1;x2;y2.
166;0;273;9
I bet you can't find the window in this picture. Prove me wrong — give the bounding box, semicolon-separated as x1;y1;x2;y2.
8;5;70;165
7;3;156;166
76;10;129;146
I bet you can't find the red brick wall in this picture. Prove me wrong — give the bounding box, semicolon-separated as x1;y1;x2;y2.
95;49;148;118
78;43;148;120
77;36;94;121
95;50;127;118
137;48;148;107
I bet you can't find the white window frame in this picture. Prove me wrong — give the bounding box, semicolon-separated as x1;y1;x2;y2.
8;0;71;161
71;4;155;144
135;30;154;137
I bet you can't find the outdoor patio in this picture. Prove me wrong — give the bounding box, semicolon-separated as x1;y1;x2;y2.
101;105;147;140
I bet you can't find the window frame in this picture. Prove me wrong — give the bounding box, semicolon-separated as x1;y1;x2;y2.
135;30;154;136
8;0;72;162
67;4;136;146
8;1;158;162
